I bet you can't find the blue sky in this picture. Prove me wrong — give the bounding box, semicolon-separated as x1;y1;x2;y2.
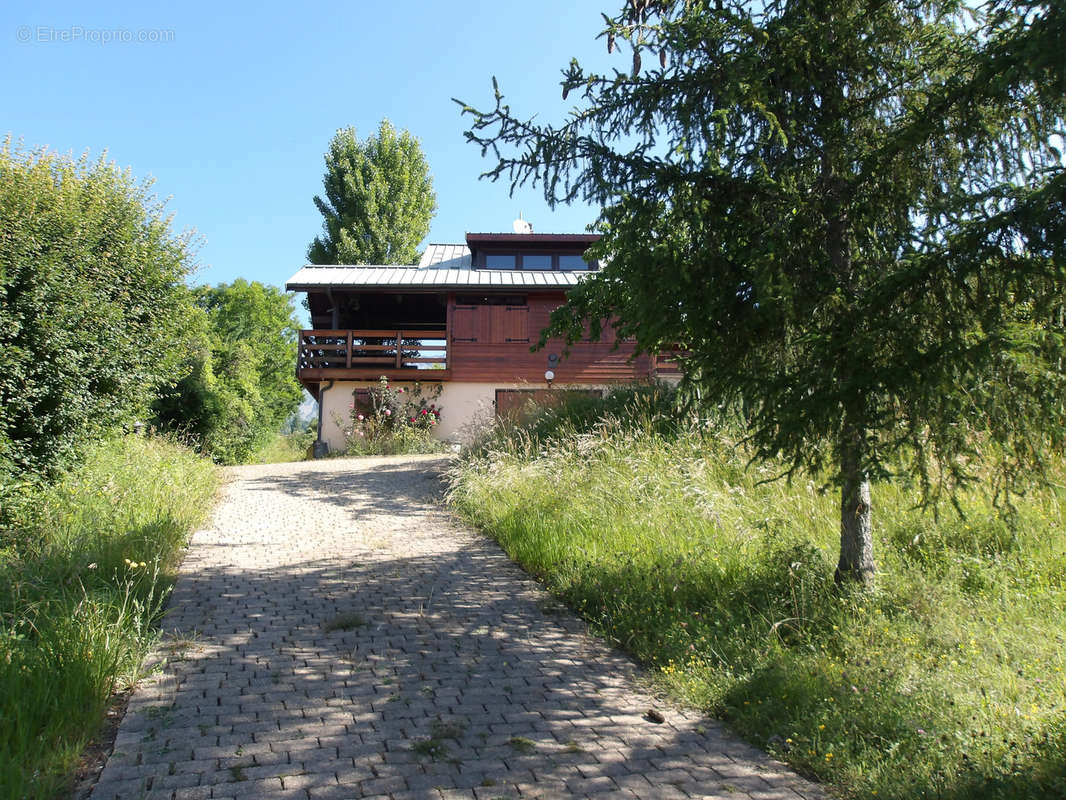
3;0;616;292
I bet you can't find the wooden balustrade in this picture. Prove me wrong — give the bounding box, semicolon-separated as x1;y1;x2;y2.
297;329;448;379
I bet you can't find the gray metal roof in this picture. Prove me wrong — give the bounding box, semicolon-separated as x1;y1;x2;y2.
287;242;592;291
418;243;471;268
285;265;586;291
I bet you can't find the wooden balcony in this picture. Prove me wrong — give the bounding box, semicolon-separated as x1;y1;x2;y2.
297;329;449;387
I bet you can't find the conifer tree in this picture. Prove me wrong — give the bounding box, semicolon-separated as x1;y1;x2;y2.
459;0;1066;583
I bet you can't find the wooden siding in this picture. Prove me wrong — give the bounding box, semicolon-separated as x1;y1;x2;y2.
448;293;656;383
296;291;673;393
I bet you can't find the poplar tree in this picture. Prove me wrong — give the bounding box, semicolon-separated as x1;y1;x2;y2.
308;120;437;266
458;0;1066;584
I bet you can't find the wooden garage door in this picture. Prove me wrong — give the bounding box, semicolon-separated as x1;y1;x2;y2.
495;389;602;421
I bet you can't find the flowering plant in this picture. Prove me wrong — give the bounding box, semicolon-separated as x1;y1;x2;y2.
338;376;444;455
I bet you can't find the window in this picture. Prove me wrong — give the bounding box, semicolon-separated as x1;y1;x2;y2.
477;251;597;270
485;253;516;269
558;254;592;270
523;254;553;270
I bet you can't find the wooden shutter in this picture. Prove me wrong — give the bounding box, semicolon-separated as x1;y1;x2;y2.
451;305;483;342
490;304;529;343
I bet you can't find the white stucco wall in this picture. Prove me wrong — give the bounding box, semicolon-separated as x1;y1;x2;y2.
315;379;611;453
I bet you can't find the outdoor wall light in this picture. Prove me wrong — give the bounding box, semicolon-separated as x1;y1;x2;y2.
545;353;559;387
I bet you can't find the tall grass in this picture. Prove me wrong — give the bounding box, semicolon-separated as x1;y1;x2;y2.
449;392;1066;799
250;430;315;464
0;435;218;799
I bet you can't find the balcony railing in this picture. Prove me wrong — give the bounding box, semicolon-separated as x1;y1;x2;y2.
297;329;448;376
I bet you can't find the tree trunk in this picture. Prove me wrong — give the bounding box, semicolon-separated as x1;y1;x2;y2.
836;427;875;585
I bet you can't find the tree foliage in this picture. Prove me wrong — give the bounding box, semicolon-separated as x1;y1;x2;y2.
308;120;437;265
459;0;1066;581
154;280;302;465
0;141;200;481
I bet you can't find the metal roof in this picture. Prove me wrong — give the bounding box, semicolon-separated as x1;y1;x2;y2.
286;265;586;291
465;232;599;246
418;243;472;268
287;238;602;291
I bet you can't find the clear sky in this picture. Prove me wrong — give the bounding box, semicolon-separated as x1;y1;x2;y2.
2;0;617;292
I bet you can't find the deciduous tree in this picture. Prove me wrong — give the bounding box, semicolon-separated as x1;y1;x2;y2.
459;0;1066;583
308;120;436;265
154;280;302;464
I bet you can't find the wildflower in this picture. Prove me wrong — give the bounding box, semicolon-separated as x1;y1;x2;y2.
410;417;416;423
358;414;364;421
398;387;405;393
385;409;391;416
421;409;427;415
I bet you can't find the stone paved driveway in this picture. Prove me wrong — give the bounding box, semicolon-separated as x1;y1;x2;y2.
89;455;825;800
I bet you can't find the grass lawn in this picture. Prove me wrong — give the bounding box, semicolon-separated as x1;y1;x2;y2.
448;392;1066;799
0;435;218;799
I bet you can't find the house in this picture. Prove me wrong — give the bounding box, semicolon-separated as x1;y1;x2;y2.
285;230;678;452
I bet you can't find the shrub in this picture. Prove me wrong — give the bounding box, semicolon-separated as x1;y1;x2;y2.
338;376;445;456
0;142;200;482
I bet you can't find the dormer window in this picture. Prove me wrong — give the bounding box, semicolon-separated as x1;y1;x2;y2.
523;254;553;270
558;255;592;270
466;232;600;272
475;251;597;270
485;253;517;269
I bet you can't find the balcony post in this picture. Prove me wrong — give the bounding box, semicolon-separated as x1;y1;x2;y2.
395;331;403;368
345;330;353;369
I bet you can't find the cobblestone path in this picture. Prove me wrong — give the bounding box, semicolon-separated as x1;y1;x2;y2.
89;456;825;800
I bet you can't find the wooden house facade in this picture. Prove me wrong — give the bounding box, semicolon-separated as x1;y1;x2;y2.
286;232;677;450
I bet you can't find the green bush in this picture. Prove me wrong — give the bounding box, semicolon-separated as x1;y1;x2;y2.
0;141;200;482
449;401;1066;800
337;376;446;456
0;435;218;799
